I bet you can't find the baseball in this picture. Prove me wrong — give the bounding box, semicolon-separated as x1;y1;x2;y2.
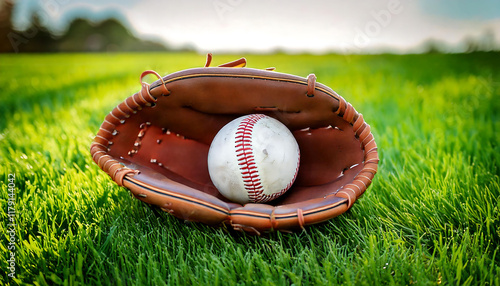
207;114;300;204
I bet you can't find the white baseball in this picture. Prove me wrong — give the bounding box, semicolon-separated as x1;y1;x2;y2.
207;114;300;204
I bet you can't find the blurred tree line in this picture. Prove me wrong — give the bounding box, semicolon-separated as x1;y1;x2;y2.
1;0;497;54
0;0;170;53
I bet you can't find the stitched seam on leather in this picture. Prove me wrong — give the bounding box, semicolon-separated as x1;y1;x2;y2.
230;199;347;219
128;122;150;156
125;177;230;215
151;73;341;101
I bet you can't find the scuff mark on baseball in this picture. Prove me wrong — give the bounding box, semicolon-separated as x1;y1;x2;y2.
207;114;300;204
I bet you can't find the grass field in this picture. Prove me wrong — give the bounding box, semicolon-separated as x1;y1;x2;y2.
0;52;499;285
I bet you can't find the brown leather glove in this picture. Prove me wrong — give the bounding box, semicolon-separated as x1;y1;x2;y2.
90;54;379;235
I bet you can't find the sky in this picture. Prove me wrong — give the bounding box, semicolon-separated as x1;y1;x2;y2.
12;0;500;53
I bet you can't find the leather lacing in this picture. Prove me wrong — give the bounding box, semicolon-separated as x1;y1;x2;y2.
306;74;316;97
90;71;169;186
333;99;379;209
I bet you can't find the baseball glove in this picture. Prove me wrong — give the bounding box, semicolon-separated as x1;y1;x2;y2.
90;54;379;235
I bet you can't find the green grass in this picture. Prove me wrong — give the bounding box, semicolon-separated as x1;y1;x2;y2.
1;52;499;285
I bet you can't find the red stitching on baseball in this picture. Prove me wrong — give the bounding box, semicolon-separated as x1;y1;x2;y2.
234;114;299;203
235;114;266;202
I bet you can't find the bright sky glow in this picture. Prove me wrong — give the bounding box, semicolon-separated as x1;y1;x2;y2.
12;0;500;53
